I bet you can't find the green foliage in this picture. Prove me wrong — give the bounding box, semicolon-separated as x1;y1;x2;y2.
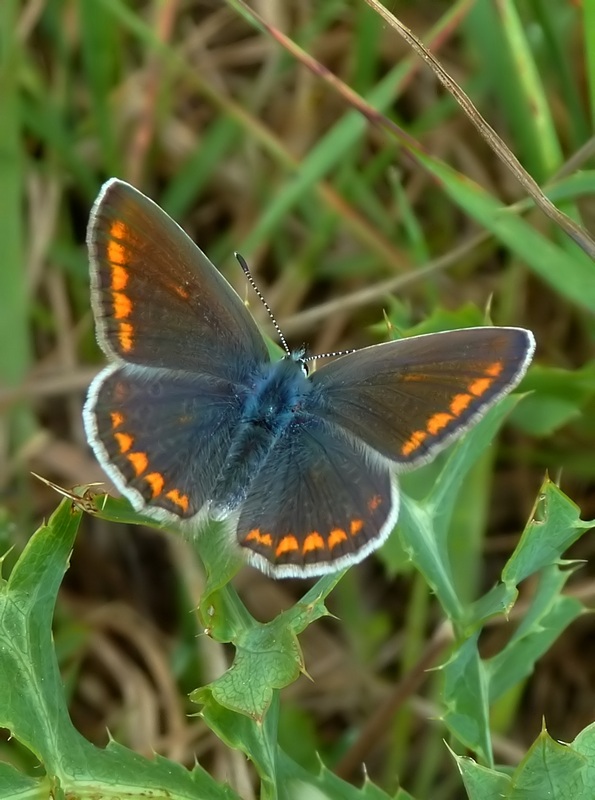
0;502;240;799
457;723;595;799
1;395;594;796
2;0;595;797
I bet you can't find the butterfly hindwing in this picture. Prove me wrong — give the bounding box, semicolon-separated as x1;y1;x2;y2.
236;417;399;577
84;364;243;520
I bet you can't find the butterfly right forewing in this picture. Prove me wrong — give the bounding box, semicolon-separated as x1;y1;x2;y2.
308;327;535;468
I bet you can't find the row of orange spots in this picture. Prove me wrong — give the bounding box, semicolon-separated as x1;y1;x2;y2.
107;221;129;268
400;360;504;457
107;221;135;353
109;408;189;514
245;517;366;559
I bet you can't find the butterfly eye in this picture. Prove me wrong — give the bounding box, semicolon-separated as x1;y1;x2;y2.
299;359;309;377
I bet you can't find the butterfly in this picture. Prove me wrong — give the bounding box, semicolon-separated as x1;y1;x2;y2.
83;179;535;577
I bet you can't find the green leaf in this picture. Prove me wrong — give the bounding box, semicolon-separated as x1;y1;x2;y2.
512;395;581;436
442;479;592;771
0;500;239;799
573;722;595;787
0;762;47;796
454;754;511;800
196;699;280;793
468;582;517;630
456;723;595;800
398;493;463;622
428;396;522;535
89;492;163;526
194;621;305;721
193;573;341;722
509;726;586;799
467;479;593;631
487;567;583;703
80;0;121;175
0;500;82;764
511;362;595;436
502;478;594;587
276;749;395;800
441;633;492;765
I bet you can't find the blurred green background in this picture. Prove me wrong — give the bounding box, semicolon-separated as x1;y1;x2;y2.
1;0;594;797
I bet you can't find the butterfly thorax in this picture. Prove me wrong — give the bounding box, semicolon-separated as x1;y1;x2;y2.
209;355;312;520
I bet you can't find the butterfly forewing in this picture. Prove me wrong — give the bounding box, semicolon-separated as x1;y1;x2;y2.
308;327;535;468
88;179;269;381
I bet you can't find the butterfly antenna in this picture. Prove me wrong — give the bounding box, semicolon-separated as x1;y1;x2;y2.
235;253;291;357
304;348;356;363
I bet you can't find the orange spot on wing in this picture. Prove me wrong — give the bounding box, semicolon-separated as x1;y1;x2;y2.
172;283;190;300
110;220;127;239
427;412;453;435
402;373;425;382
113;382;128;401
350;519;364;535
118;322;134;352
450;393;472;415
166;489;189;513
401;430;427;456
303;532;325;554
114;432;134;453
108;239;127;267
110;411;124;428
276;535;299;557
468;377;492;397
113;291;132;319
368;495;382;511
485;361;503;377
328;528;347;549
145;472;164;497
245;529;273;548
127;451;148;476
111;264;128;291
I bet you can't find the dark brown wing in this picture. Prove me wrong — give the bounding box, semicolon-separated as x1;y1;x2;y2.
88;179;268;383
308;327;534;467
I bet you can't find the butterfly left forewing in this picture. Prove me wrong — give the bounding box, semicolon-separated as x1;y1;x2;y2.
88;179;268;379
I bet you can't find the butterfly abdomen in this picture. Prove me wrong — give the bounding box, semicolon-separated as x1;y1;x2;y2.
209;358;312;520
